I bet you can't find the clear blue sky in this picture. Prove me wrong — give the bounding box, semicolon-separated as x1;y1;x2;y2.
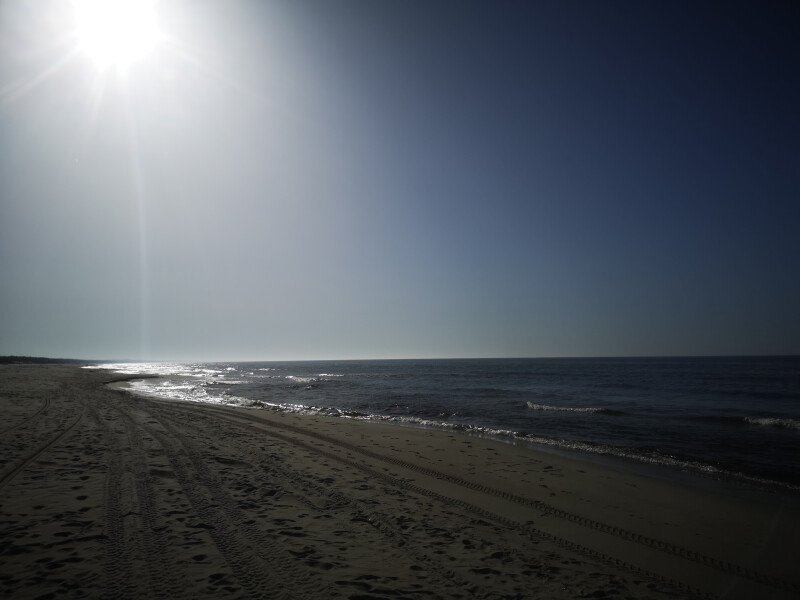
1;0;798;360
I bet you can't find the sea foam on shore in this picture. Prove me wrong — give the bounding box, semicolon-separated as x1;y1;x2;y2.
90;356;800;491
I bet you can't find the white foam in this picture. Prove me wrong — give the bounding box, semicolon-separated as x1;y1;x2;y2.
744;416;800;431
527;402;597;413
285;375;317;384
527;402;607;414
125;377;252;408
97;362;800;492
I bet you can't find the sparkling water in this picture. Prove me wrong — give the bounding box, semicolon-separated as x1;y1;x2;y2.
88;356;800;490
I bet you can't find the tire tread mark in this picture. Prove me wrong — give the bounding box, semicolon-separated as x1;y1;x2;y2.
0;395;51;435
113;407;187;600
129;405;326;600
85;405;136;600
0;403;85;493
174;409;499;600
166;405;709;600
195;405;798;596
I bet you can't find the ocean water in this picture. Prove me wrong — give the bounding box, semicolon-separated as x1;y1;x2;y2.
88;356;800;491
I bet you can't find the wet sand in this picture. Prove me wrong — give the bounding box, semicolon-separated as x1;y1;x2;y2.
1;364;798;599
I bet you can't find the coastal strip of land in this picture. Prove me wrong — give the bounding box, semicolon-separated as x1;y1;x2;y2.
1;365;798;599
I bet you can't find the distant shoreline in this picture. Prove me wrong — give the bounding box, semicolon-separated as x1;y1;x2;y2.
0;355;97;365
3;354;800;367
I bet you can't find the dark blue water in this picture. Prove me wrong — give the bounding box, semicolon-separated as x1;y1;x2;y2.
94;356;800;490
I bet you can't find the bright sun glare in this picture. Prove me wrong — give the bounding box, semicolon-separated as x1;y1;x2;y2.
73;0;161;70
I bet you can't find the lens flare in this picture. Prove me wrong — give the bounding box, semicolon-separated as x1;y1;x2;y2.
73;0;161;70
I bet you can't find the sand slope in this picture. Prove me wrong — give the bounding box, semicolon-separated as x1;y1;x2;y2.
1;365;798;599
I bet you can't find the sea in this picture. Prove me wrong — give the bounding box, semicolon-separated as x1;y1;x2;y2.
87;356;800;492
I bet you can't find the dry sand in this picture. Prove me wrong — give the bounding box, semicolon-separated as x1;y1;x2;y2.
1;364;798;599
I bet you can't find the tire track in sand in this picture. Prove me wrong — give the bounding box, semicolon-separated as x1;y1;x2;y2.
0;403;85;494
104;404;187;600
84;404;136;600
195;404;799;597
158;403;707;600
156;404;500;600
0;395;50;436
120;404;328;600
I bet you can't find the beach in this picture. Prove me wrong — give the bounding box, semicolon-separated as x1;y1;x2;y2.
1;365;798;599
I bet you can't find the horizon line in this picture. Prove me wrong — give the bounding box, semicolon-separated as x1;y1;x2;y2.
3;353;800;364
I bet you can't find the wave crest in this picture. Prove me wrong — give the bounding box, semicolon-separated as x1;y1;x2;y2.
744;416;800;431
526;402;623;416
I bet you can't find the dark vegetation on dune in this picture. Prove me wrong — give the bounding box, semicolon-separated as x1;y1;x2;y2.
0;356;98;365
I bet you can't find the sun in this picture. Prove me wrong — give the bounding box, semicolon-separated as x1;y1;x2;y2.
73;0;161;71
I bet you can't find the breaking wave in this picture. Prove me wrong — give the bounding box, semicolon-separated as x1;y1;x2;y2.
689;414;800;432
90;358;800;492
744;416;800;431
115;384;796;492
526;402;624;416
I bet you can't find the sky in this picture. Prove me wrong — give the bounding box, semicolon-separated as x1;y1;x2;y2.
1;0;799;361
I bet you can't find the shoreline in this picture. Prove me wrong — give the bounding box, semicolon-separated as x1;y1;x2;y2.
112;375;800;498
2;364;799;599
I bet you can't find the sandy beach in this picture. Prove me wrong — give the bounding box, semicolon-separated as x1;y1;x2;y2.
1;365;798;599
